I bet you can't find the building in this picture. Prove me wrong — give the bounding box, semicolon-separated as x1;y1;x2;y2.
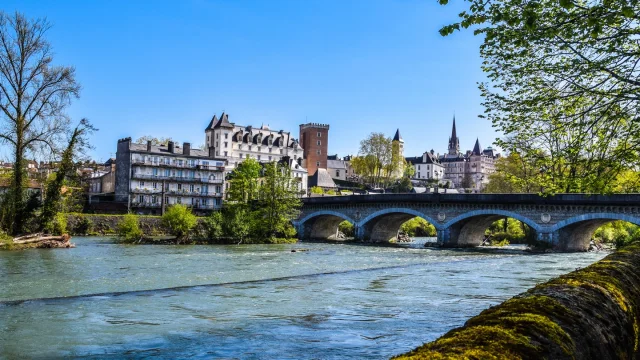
439;116;499;191
392;129;405;178
115;138;226;215
327;155;357;182
308;168;337;191
88;159;116;194
299;123;329;177
405;150;444;181
204;113;304;173
279;156;308;194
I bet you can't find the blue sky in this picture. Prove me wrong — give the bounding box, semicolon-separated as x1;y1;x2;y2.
3;0;495;162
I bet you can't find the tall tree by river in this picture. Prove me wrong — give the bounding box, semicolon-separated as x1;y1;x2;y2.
0;12;80;234
439;0;640;194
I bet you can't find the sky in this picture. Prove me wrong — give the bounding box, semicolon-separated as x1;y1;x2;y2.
2;0;495;162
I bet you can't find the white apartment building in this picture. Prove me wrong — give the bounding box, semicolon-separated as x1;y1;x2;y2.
115;138;226;215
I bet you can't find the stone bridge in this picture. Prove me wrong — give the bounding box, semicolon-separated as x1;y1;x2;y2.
292;193;640;251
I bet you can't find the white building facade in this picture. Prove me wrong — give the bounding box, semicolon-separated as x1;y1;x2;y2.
406;150;444;181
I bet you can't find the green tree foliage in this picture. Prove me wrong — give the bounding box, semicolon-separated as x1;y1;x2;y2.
226;158;261;202
593;221;640;248
203;211;223;241
338;220;354;237
460;172;473;189
0;12;80;234
440;0;640;194
483;153;543;193
352;133;403;188
134;136;173;146
485;218;534;244
255;162;302;239
222;205;252;243
162;204;197;241
310;186;324;194
117;213;143;242
400;217;436;237
41;119;95;231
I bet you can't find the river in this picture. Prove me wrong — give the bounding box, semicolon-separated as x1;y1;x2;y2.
0;237;606;359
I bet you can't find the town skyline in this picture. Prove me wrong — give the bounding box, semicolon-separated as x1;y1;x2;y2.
0;0;498;163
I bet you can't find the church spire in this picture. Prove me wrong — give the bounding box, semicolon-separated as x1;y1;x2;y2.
448;115;460;155
472;137;482;156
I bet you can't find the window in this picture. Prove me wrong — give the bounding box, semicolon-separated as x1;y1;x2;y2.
224;133;228;139
280;149;284;154
316;150;321;155
257;155;261;160
190;184;194;192
207;135;210;144
257;147;261;152
317;132;321;137
140;181;145;187
178;159;183;166
418;172;421;178
153;182;158;189
224;142;228;148
268;156;272;161
336;170;340;177
224;151;228;156
139;195;144;203
268;148;272;153
152;196;157;204
216;133;219;139
177;197;182;204
215;142;219;148
317;140;321;146
248;145;252;151
316;161;320;167
178;184;182;190
215;185;221;193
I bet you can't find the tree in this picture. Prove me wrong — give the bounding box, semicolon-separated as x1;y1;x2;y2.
483;152;543;193
117;213;143;242
460;172;473;189
222;205;252;243
161;204;197;242
41;119;95;230
255;162;302;239
226;158;261;202
439;0;640;194
135;136;173;146
354;133;402;188
0;12;80;234
203;211;223;241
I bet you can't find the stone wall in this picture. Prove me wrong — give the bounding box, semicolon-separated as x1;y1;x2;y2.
392;244;640;360
66;214;168;236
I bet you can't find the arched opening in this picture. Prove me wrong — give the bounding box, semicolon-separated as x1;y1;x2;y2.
592;221;640;249
359;209;438;243
298;212;354;241
483;218;536;247
553;215;640;251
443;211;539;248
398;217;437;243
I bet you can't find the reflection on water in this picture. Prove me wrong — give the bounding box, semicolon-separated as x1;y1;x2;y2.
0;237;606;359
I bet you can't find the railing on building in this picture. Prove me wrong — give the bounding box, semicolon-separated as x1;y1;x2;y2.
131;173;224;184
131;159;224;171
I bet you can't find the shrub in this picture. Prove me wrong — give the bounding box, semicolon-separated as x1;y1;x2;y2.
162;204;197;240
203;211;223;240
74;216;92;235
326;189;337;196
281;223;297;238
117;213;143;242
310;186;324;194
46;212;67;236
338;220;354;237
400;217;436;237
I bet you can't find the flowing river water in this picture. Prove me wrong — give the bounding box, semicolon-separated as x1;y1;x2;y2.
0;237;607;359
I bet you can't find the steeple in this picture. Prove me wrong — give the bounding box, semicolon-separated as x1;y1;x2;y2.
393;128;403;142
448;115;460;155
472;137;482;156
206;114;219;131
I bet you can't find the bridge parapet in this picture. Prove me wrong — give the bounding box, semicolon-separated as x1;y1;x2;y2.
294;194;640;251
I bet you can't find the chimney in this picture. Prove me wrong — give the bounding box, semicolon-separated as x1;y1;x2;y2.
183;142;191;155
168;141;175;153
147;140;152;152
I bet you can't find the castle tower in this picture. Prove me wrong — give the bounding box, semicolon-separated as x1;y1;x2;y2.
392;128;404;178
448;116;460;156
299;123;329;176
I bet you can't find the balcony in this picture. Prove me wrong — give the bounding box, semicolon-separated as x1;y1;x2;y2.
131;172;224;184
131;202;162;208
165;190;223;197
131;159;224;171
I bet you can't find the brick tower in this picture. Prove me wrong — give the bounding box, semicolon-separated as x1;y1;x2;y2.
299;123;329;176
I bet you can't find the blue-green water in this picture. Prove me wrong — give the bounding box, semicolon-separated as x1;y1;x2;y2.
0;237;606;359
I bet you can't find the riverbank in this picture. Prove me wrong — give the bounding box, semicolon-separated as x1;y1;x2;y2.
393;243;640;359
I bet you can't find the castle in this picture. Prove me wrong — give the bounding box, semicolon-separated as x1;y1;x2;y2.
439;116;499;191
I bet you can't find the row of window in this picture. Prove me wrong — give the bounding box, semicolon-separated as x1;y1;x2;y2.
137;195;221;206
137;181;221;193
135;156;221;167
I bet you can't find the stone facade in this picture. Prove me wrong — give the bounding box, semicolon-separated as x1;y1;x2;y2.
293;193;640;252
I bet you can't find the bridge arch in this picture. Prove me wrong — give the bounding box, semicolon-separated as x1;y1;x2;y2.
357;208;441;242
550;213;640;251
295;210;356;240
442;209;540;247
